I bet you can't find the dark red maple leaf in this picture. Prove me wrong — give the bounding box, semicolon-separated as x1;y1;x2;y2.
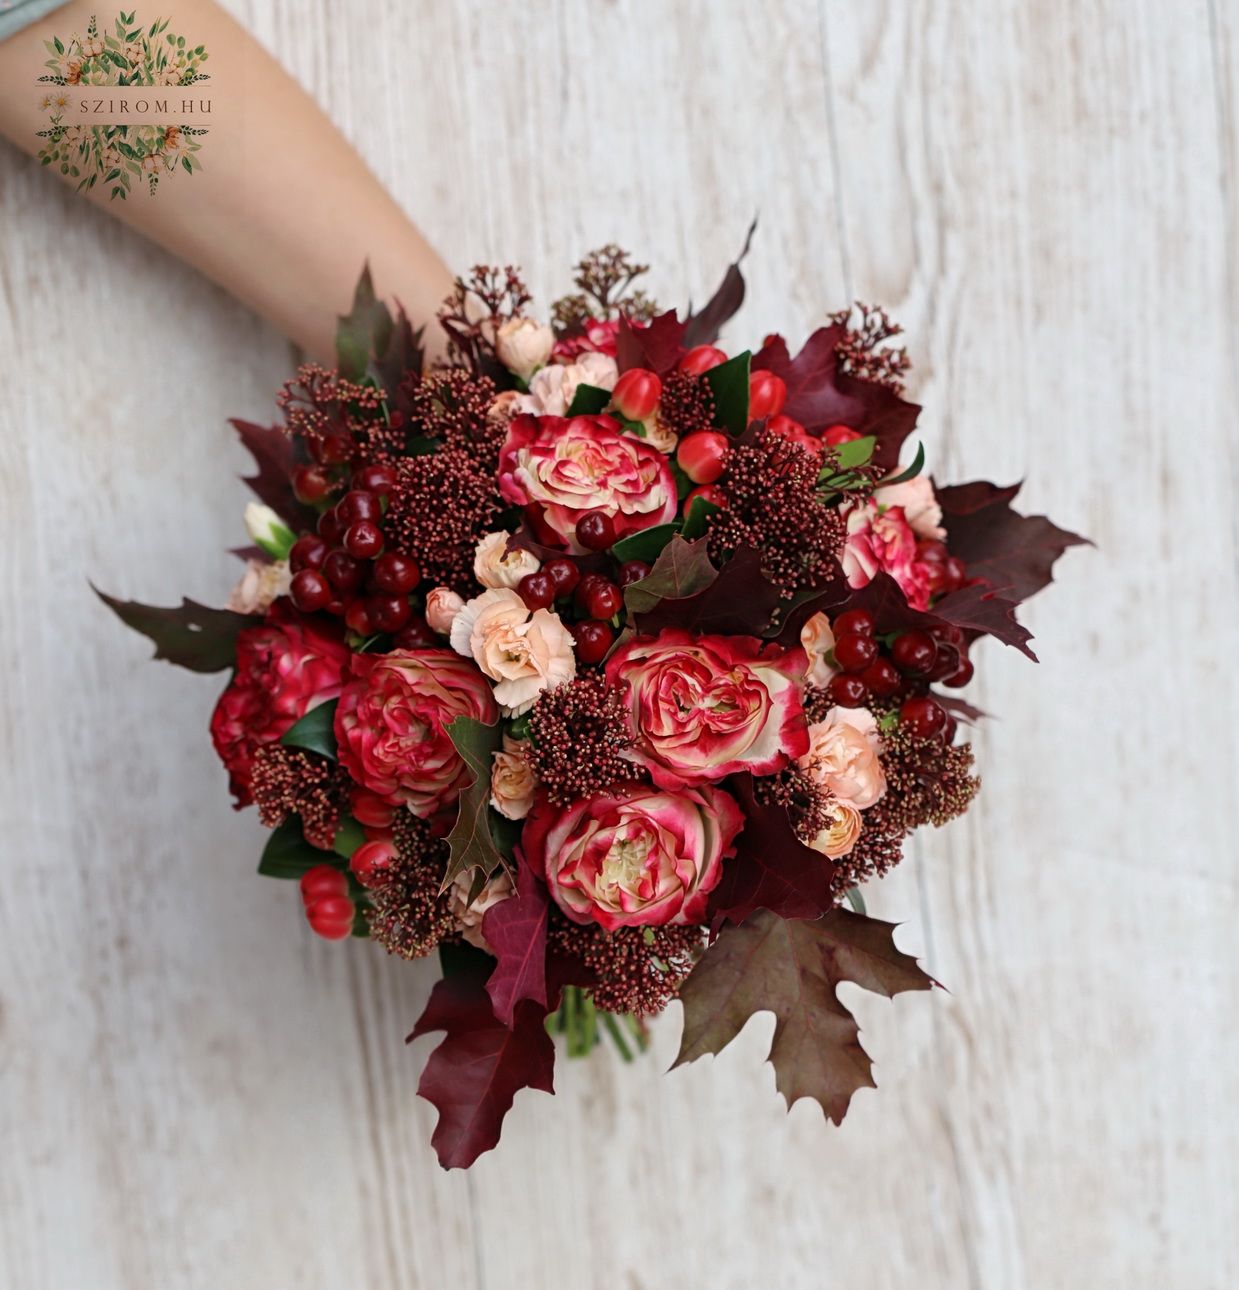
631;544;783;637
936;480;1089;605
708;775;840;927
408;951;555;1170
230;418;307;526
932;583;1036;660
482;860;551;1026
616;310;687;375
675;908;936;1124
682;219;757;348
94;588;255;673
752;327;921;469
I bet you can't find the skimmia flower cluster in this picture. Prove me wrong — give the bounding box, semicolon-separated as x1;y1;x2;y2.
102;238;1085;1169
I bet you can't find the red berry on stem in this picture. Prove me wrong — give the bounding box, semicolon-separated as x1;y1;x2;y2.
353;463;396;494
618;560;651;587
611;368;662;421
571;619;613;664
317;434;354;466
834;632;878;673
900;696;947;739
323;549;365;594
339;489;380;524
369;593;412;634
544;557;580;597
518;570;556;610
943;656;975;688
300;864;348;905
290;568;331;613
678;344;727;375
317;507;344;546
748;370;788;419
686;484;726;509
860;656;902;697
372;551;420;594
584;580;623;620
892;630;937;675
393;616;437;649
927;642;961;682
574;573;605;609
942;556;967;593
677;430;729;484
350;789;395;829
822;424;861;446
575;511;616;552
306;895;355;940
345;599;375;636
350;838;397;888
290;534;328;572
344;520;384;560
293;465;333;504
827;673;869;708
833;609;875;637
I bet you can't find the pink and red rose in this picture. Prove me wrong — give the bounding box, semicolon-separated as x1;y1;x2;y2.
551;317;621;360
523;782;743;929
842;499;935;610
605;630;809;788
497;413;677;552
210;604;350;807
334;649;498;816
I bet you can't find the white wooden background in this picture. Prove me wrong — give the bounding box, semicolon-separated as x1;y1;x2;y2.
1;2;1236;1287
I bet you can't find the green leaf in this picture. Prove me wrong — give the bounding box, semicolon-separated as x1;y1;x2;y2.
704;350;751;435
623;535;717;617
258;817;340;880
440;716;509;892
54;36;64;54
832;435;876;470
878;441;926;487
565;383;612;417
336;264;394;383
610;521;679;564
279;699;339;759
95;588;252;673
680;495;719;540
332;816;366;859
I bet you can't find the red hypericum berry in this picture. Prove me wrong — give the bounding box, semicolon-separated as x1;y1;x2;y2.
918;539;948;565
860;656;902;697
318;434;354;466
542;558;579;599
834;632;878;673
900;696;947;739
393;616;437;649
929;623;965;647
518;570;556;610
768;414;822;455
676;430;729;484
584;580;623;620
575;511;616;552
618;560;652;587
686;484;726;509
612;367;662;421
822;424;862;446
351;788;395;829
300;864;348;905
350;838;397;888
372;551;420;594
324;598;346;617
748;370;788;419
942;556;967;593
317;507;345;546
353;463;396;494
290;534;328;572
290;568;332;613
293;465;334;504
571;619;613;664
678;344;727;375
369;593;412;634
339;489;380;524
575;573;605;609
827;673;868;708
833;609;876;637
323;549;364;594
345;598;375;636
943;656;975;688
306;895;355;940
892;630;937;675
344;520;384;560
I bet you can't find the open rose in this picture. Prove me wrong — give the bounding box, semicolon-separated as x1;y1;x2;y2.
552;318;622;360
798;705;886;809
873;474;945;541
473;530;540;589
490;735;536;820
334;649;498;815
842;501;934;611
523;782;743;929
450;587;576;715
210;605;350;807
515;351;618;418
808;799;863;858
605;630;809;788
495;318;554;380
497;413;677;552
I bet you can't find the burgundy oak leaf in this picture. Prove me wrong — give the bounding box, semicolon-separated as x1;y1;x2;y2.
932;583;1037;660
623;535;719;616
675;908;936;1124
94;588;255;673
229;418;306;526
482;860;551;1026
616;309;687;375
632;545;783;637
441;717;510;891
708;775;840;927
753;327;921;469
408;953;555;1170
682;219;757;348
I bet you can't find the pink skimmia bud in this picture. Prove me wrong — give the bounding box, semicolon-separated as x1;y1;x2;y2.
611;367;662;421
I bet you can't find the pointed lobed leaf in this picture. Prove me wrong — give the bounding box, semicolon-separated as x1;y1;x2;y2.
336;264;395;383
95;588;253;673
623;535;718;617
633;545;783;638
229;418;306;525
932;582;1037;660
616;309;687;375
409;950;555;1169
482;859;551;1026
682;218;757;348
441;716;509;892
675;908;936;1124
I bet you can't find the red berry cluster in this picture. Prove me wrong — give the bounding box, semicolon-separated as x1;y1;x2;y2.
822;609;973;741
300;864;354;940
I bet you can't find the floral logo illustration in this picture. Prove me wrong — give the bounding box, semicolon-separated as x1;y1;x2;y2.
36;10;210;199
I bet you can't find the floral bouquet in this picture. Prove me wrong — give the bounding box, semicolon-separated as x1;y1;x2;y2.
101;236;1084;1168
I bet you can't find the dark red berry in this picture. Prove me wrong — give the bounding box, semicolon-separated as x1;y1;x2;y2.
344;520;384;560
290;534;328;572
290;568;331;613
369;593;412;634
372;551;420;594
293;465;333;504
316;434;353;466
929;623;965;647
833;632;878;673
344;599;376;636
583;580;623;619
891;630;937;675
323;549;364;593
943;715;959;744
827;673;868;708
571;619;613;664
518;571;556;610
900;696;947;738
927;642;962;682
576;511;617;552
833;609;876;637
942;556;967;593
393;617;437;649
545;558;580;597
943;656;975;688
353;463;397;494
317;507;344;545
618;560;652;587
574;572;605;609
860;657;901;697
339;489;380;524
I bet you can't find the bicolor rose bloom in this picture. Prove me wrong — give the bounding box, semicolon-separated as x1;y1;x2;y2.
334;649;498;815
873;473;946;541
490;735;536;820
800;611;838;688
210;605;350;807
498;413;678;552
552;318;622;360
450;587;576;715
798;705;887;810
473;530;541;590
808;799;864;858
605;630;810;789
494;318;554;381
842;500;934;611
523;782;743;929
514;351;618;418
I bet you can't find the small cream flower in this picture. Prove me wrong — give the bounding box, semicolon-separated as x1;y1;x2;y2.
424;587;465;635
799;706;887;809
800;612;838;688
807;799;863;858
487;389;522;425
473;530;540;590
495;318;554;381
489;735;536;820
227;559;292;615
